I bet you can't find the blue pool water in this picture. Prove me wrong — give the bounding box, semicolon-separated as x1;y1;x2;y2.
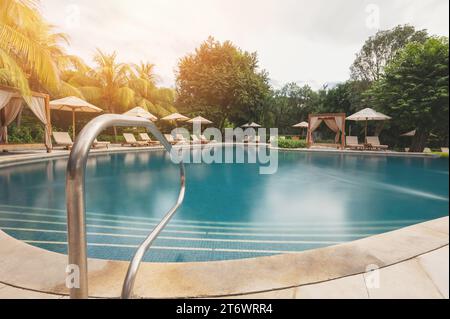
0;146;448;262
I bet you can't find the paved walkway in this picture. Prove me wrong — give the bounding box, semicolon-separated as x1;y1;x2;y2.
0;245;447;299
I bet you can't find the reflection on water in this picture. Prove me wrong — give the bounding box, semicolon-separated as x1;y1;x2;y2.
0;148;448;226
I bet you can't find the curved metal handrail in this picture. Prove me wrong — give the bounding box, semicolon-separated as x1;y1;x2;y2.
66;114;185;299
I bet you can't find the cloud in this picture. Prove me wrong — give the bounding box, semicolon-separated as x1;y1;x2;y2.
40;0;449;88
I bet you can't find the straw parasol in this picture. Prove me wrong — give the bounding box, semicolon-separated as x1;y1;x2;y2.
50;96;103;139
292;121;309;138
161;113;190;122
187;116;213;125
123;107;157;121
401;130;416;137
241;122;262;128
292;121;309;128
346;108;391;141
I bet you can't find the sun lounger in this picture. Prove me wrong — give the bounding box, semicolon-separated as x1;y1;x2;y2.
346;136;363;150
366;136;388;150
164;134;177;145
93;138;110;149
191;135;202;144
441;147;449;154
423;147;432;153
122;133;147;147
175;134;189;144
139;133;160;146
200;135;216;144
52;132;73;150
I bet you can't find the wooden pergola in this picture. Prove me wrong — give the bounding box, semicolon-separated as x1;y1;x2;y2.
307;113;346;149
0;85;53;153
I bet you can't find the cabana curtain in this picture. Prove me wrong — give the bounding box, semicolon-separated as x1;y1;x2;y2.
26;96;51;148
0;98;23;143
309;117;344;143
0;91;13;111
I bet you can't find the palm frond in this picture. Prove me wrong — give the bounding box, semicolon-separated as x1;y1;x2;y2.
0;46;30;96
0;22;60;90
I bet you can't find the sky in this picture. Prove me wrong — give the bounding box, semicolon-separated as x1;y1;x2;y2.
41;0;449;89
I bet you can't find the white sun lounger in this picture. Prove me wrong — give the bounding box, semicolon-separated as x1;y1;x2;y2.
346;136;363;150
93;138;110;149
52;132;73;150
191;135;202;144
139;133;160;146
122;133;148;147
366;136;388;150
164;134;177;145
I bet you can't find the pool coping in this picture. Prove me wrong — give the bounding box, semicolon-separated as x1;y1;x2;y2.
0;142;438;169
0;217;448;298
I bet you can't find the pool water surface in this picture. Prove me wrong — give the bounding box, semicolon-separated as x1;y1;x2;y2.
0;146;448;262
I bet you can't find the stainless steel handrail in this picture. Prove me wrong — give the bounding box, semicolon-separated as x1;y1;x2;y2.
66;114;185;299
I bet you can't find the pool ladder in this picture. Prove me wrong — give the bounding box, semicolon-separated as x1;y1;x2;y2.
65;114;186;299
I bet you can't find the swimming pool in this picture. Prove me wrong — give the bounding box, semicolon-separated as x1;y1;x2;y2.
0;146;448;262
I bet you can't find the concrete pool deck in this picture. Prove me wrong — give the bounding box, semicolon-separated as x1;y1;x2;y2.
0;217;448;299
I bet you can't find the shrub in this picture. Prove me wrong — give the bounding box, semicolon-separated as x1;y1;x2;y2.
276;138;308;149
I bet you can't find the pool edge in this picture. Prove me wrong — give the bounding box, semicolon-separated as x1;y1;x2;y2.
0;216;448;298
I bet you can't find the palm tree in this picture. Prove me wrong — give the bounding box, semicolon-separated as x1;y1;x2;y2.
128;62;177;117
0;0;61;95
72;50;135;114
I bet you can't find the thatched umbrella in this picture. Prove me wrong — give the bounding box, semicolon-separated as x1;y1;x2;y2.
50;96;103;139
123;107;157;121
346;108;391;141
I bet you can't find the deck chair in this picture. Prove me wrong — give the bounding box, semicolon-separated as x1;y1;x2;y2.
423;148;432;153
346;136;363;150
52;132;73;150
93;138;110;149
175;134;189;144
366;136;388;150
200;135;216;143
191;135;202;144
441;147;449;154
139;133;160;146
164;134;177;145
122;133;147;147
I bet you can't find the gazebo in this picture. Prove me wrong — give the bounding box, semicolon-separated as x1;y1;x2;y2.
307;113;346;149
0;85;53;153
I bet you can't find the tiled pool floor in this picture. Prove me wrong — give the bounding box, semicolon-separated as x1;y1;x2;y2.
0;204;425;262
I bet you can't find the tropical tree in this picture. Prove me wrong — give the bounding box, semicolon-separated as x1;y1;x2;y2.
66;50;135;114
128;62;176;117
351;25;429;83
0;0;84;97
176;37;271;129
266;83;318;133
367;37;449;152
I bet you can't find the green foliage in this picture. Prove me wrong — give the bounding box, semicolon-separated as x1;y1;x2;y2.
175;37;271;129
351;25;429;82
367;37;449;151
7;114;45;143
277;138;307;149
264;83;318;133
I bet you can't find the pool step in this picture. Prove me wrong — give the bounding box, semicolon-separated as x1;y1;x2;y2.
0;205;422;262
